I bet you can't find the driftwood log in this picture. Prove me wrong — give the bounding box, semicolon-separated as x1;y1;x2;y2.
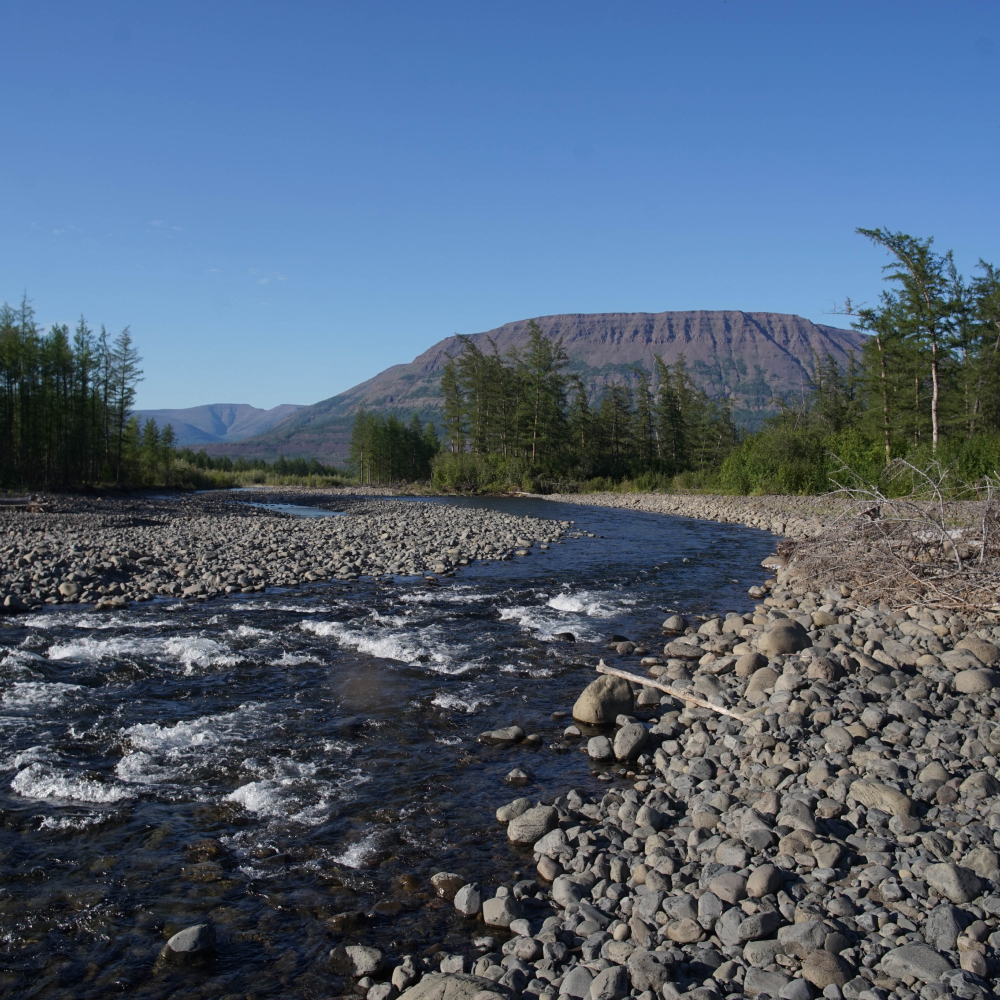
595;662;751;724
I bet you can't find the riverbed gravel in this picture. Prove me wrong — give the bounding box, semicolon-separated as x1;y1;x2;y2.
347;502;1000;1000
0;490;571;611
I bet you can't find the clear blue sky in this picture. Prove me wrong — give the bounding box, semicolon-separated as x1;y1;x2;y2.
3;1;998;410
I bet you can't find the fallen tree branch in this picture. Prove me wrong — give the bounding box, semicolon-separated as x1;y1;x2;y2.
596;663;751;723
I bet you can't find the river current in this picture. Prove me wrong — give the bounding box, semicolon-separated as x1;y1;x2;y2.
0;497;775;999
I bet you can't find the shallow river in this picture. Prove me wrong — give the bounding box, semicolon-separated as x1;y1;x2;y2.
0;497;774;999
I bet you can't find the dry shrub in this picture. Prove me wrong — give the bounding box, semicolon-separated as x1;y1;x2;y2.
783;458;1000;614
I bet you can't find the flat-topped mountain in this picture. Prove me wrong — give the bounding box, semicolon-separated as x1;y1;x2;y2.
134;402;303;446
205;311;864;463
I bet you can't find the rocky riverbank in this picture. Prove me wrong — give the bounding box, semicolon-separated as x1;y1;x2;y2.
0;489;572;611
323;531;1000;1000
529;493;849;542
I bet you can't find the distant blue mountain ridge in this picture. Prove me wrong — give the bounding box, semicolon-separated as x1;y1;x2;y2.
133;403;303;446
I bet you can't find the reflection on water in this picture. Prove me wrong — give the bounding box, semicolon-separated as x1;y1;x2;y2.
0;498;774;998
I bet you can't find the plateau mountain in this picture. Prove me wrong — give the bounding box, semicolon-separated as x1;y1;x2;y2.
202;311;864;464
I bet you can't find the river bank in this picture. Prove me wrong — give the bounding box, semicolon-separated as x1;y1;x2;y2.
0;489;573;611
363;556;1000;1000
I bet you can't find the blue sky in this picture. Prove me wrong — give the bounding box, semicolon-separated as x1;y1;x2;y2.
3;1;998;409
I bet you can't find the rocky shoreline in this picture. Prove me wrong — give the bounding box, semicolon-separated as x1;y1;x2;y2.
8;488;1000;1000
0;489;573;612
310;499;1000;1000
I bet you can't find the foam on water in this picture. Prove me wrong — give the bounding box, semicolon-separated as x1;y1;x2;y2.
2;681;84;710
11;762;132;804
225;779;290;817
431;688;493;713
300;619;475;673
331;829;384;868
121;704;260;755
47;634;239;672
546;589;616;616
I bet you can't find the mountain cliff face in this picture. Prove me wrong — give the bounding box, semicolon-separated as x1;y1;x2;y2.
134;403;303;446
205;311;865;464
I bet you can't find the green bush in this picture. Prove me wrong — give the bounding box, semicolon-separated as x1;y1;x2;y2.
717;428;829;495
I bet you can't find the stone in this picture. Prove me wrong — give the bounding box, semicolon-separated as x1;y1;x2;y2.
666;917;703;943
560;966;594;998
534;828;570;857
551;876;584;906
398;975;514;1000
954;670;1000;695
736;651;768;677
803;951;854;989
589;966;628;1000
744;939;785;968
822;725;855;753
588;736;614;760
479;725;526;744
741;810;776;852
879;944;953;982
957;637;1000;664
496;797;532;823
614;723;648;760
161;923;215;963
744;969;792;997
709;872;747;904
758;619;811;657
738;911;781;942
778;919;828;958
716;841;751;867
507;805;557;844
432;872;466;900
482;894;521;928
848;779;914;816
959;772;1000;800
925;904;964;951
918;762;950;787
369;985;399;1000
331;945;385;977
572;674;633;724
924;863;983;904
57;581;79;598
746;667;779;704
808;656;841;682
780;979;813;1000
626;949;673;992
455;883;483;917
963;846;1000;879
747;864;782;898
663;615;686;632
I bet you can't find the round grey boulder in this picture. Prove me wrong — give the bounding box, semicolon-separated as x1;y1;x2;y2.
161;923;216;964
954;669;1000;695
613;723;648;760
506;804;557;844
572;673;633;724
757;619;810;656
399;975;514;1000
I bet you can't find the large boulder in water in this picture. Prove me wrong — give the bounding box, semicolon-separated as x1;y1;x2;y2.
573;672;633;724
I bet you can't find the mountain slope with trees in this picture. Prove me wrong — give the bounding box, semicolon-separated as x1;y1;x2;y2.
208;310;864;464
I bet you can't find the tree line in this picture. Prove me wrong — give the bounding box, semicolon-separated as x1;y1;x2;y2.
721;228;1000;494
0;295;172;487
348;411;440;484
352;229;1000;495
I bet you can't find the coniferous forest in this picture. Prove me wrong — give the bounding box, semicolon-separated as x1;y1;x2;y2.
0;296;170;488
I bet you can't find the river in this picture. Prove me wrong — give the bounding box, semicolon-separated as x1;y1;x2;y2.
0;497;775;999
